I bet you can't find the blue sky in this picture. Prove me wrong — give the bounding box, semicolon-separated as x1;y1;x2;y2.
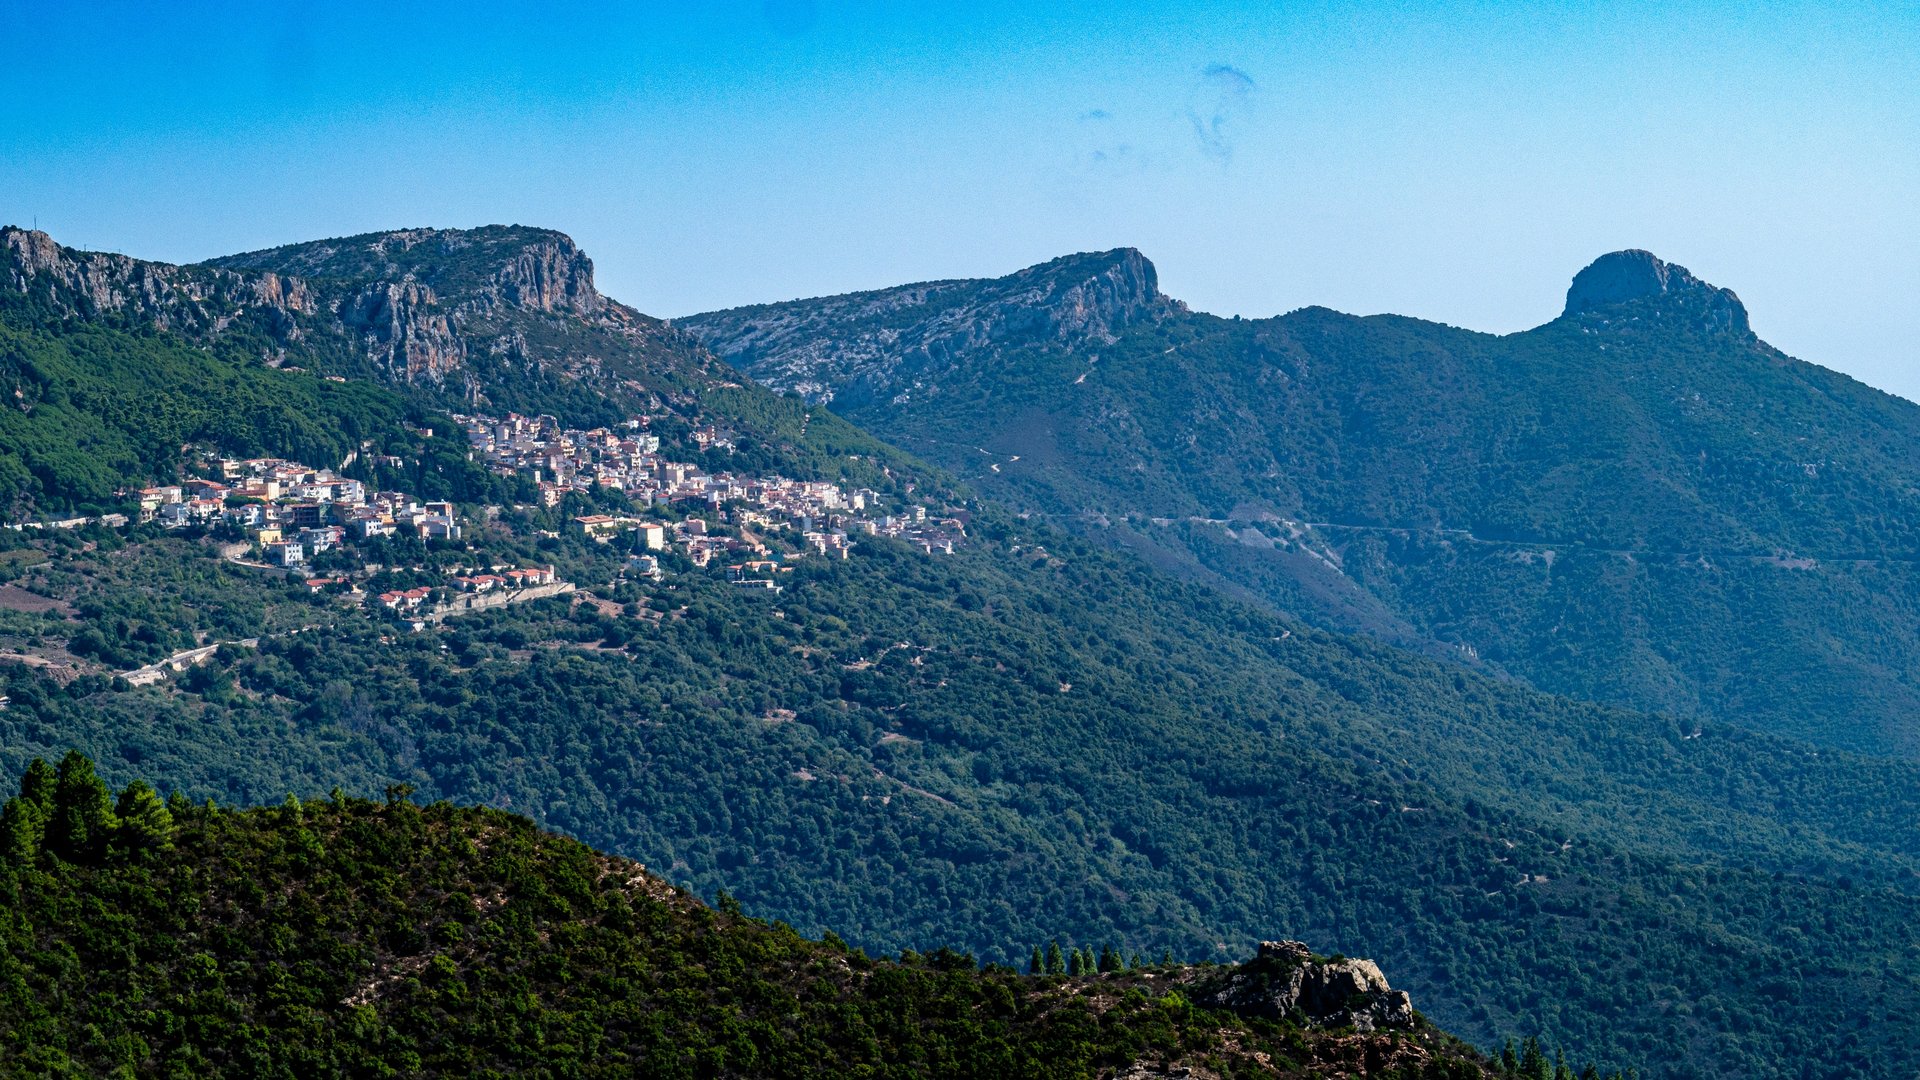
3;1;1916;396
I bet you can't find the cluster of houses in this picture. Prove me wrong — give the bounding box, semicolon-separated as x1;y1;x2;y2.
136;458;462;568
306;564;563;614
9;411;972;624
462;410;968;561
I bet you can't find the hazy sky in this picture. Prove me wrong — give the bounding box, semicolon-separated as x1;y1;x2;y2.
3;1;1916;396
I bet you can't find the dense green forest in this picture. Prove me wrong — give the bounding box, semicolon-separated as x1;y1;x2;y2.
686;250;1920;758
3;524;1917;1078
0;309;410;514
0;754;1515;1078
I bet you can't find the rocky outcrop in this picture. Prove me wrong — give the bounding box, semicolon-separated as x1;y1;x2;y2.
1194;940;1418;1034
490;234;607;316
976;247;1172;345
204;226;610;321
681;247;1184;407
1563;249;1750;337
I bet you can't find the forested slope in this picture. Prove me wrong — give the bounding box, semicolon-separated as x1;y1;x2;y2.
0;755;1506;1079
686;249;1920;757
4;524;1916;1078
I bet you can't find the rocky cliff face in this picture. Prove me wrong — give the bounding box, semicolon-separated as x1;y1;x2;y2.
680;247;1183;406
337;280;466;381
202;226;641;385
1;224;717;401
1;226;315;339
204;225;612;321
1563;249;1750;337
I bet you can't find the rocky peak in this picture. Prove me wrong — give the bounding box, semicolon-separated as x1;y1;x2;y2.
1562;249;1750;337
989;247;1181;343
681;246;1184;407
1;226;61;276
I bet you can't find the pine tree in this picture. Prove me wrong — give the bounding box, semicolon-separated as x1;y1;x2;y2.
19;757;56;809
46;751;118;863
114;780;176;857
1553;1047;1573;1080
0;795;45;864
1521;1037;1549;1080
2;757;59;865
1501;1039;1519;1073
1030;946;1045;975
1046;940;1065;975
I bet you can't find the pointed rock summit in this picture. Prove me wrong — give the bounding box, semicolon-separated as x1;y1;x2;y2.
1563;249;1750;337
680;247;1183;406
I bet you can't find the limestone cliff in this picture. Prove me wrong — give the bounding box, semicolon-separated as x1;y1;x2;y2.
0;224;722;403
1;226;314;339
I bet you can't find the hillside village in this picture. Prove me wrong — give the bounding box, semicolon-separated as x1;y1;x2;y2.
456;410;969;564
3;410;967;620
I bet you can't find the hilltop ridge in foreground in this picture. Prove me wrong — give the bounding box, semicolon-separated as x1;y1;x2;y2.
0;754;1504;1078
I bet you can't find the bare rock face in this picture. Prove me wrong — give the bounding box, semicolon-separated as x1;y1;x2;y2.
339;281;467;381
1563;249;1750;337
1;226;317;338
1195;940;1418;1034
492;235;606;316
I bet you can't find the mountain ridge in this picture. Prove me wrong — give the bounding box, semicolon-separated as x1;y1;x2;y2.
681;246;1183;408
684;247;1920;756
8;225;1920;1076
2;223;725;402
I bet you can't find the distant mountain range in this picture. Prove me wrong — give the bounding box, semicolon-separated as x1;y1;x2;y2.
686;247;1920;757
